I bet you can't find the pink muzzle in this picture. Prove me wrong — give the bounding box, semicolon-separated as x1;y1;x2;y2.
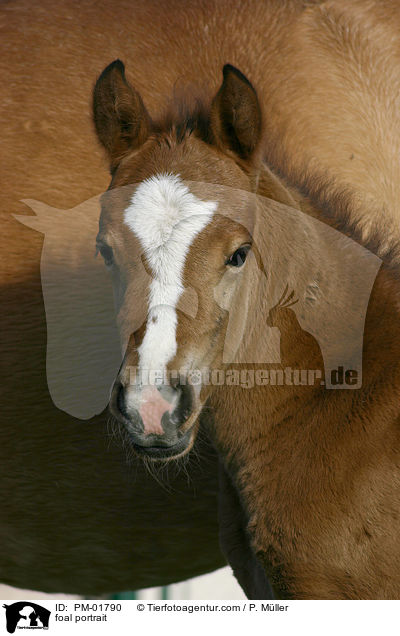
139;385;175;435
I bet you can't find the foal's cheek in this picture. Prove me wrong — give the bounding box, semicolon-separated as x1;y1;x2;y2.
116;304;146;353
176;286;199;318
213;271;238;311
114;270;151;352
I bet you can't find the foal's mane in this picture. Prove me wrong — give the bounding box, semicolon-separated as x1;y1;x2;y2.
152;93;212;145
301;173;400;271
263;160;400;274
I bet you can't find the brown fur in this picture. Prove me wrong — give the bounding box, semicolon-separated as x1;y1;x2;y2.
92;3;400;599
3;0;400;597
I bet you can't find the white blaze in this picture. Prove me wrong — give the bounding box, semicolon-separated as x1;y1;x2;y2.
124;174;216;388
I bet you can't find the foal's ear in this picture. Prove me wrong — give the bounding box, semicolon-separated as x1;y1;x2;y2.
210;65;262;160
93;60;150;170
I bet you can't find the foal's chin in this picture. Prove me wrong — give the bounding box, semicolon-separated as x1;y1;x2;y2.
110;403;200;462
130;427;197;462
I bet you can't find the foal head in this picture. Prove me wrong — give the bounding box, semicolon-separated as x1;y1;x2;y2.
93;60;291;459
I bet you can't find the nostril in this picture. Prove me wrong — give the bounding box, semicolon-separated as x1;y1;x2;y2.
169;381;193;425
169;375;180;390
117;384;128;418
159;382;180;404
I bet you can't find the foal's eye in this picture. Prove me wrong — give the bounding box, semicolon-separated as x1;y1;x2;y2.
98;244;114;267
226;245;251;268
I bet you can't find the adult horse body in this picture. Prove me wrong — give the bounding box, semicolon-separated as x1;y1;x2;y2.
3;0;400;597
91;1;400;599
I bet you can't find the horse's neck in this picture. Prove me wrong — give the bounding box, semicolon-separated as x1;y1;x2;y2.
211;267;400;556
215;163;400;449
240;168;377;374
255;163;400;365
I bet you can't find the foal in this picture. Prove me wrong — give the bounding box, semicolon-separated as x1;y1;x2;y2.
93;60;400;599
